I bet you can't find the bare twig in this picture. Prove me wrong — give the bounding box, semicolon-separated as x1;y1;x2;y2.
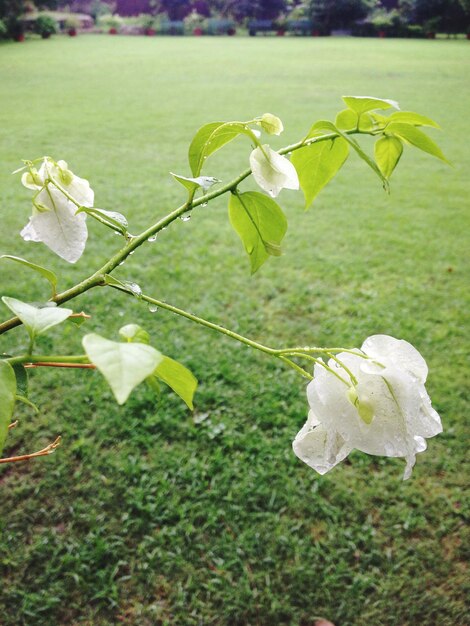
0;436;61;465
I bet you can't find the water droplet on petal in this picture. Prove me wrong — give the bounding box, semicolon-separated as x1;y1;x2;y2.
148;303;158;313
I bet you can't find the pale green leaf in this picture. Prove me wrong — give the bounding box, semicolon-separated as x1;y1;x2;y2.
306;120;388;188
306;120;338;139
335;109;358;131
2;297;73;339
291;137;349;209
358;113;375;132
374;136;403;179
82;333;162;405
0;360;16;456
386;122;448;162
152;355;198;410
387;111;440;129
171;172;220;193
103;275;142;299
228;191;287;274
189;121;256;176
77;207;128;234
119;323;150;344
342;96;399;115
0;255;58;297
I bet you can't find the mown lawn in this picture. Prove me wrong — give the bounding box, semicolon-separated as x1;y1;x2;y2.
0;35;469;625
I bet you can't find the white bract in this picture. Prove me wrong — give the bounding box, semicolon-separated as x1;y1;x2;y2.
293;335;442;480
20;157;94;263
249;145;299;198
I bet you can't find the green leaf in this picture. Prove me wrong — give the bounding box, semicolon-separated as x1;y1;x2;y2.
306;120;338;139
151;356;198;410
228;191;287;274
189;121;256;176
291;137;349;209
342;96;399;115
358;113;375;132
171;172;220;193
386;122;448;162
374;136;403;179
0;361;16;456
82;333;162;405
335;109;358;131
15;395;39;413
119;324;150;344
103;275;142;299
2;297;73;340
0;255;57;297
306;120;388;188
387;111;440;129
12;363;28;397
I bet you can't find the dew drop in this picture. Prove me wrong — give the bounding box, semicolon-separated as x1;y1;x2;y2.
129;250;135;255
148;303;158;313
128;282;142;297
180;214;191;222
201;202;208;207
119;261;125;266
147;235;157;242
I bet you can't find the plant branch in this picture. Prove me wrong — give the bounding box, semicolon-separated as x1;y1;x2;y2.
0;127;370;337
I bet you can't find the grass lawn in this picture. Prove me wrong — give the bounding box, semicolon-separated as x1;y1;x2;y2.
0;35;469;625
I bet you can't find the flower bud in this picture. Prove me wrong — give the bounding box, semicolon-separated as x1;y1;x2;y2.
259;113;284;136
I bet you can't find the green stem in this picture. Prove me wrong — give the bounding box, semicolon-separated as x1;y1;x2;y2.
7;354;89;366
108;285;314;379
0;127;372;337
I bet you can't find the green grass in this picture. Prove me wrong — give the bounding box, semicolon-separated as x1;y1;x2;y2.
0;35;469;625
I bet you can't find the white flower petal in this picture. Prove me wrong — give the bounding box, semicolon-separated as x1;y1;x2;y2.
20;219;41;243
28;187;88;263
361;334;428;382
302;337;442;479
293;422;350;475
249;145;299;198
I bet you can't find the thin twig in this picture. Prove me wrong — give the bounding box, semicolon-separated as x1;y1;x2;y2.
8;420;18;430
0;436;61;465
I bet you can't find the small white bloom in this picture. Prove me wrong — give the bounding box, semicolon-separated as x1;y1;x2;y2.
249;145;299;198
20;157;93;263
21;158;94;208
21;187;88;263
293;335;442;479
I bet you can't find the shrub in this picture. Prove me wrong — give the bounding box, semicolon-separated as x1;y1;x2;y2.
34;14;58;39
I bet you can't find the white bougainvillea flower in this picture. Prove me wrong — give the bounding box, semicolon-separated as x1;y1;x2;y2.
21;186;88;263
293;335;442;480
21;157;94;208
20;157;94;263
249;145;299;198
